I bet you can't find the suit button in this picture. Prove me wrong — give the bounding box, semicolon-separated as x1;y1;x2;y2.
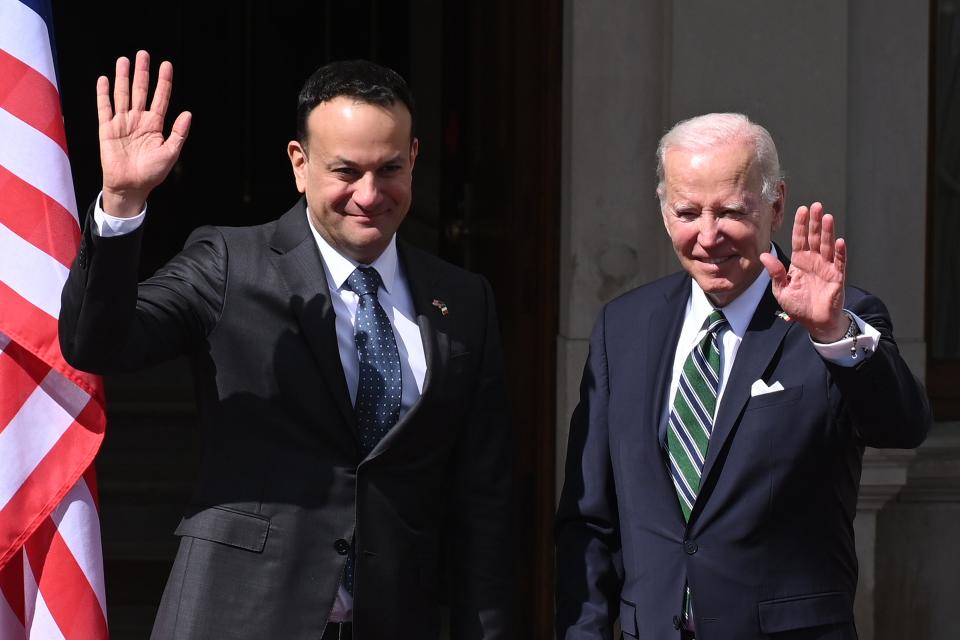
334;538;350;555
684;540;698;555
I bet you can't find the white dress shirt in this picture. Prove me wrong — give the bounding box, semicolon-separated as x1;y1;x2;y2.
93;198;428;622
306;211;426;415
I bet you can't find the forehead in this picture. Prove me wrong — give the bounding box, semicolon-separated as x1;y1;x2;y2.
305;96;413;147
663;139;762;202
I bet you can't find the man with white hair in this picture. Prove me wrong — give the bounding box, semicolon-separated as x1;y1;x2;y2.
555;113;931;639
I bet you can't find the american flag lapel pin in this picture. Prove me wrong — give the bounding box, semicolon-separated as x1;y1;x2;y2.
431;299;449;316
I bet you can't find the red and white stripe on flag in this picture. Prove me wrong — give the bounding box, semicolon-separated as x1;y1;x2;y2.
0;0;109;638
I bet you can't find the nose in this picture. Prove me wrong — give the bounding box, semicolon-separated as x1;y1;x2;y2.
352;172;384;210
697;215;723;247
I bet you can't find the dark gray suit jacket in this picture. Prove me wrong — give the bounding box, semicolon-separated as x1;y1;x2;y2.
556;267;931;640
60;199;514;639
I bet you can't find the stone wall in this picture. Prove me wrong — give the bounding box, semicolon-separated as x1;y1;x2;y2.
557;2;942;636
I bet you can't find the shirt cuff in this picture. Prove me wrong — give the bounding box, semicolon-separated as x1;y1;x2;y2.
92;191;147;237
811;311;881;367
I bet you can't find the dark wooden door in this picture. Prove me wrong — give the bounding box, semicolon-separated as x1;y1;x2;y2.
438;4;562;636
52;1;560;637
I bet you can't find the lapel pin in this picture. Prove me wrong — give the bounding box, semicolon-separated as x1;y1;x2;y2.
775;310;792;322
431;299;449;316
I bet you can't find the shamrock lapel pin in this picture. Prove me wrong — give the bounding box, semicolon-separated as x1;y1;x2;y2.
431;299;449;316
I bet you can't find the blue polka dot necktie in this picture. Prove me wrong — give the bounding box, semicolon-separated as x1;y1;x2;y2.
345;266;402;456
342;266;402;595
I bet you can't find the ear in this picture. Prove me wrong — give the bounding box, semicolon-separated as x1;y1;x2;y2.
409;137;419;171
770;181;786;233
658;191;672;233
288;141;307;193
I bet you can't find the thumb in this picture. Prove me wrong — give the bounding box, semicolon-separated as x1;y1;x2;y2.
165;111;192;154
760;252;787;291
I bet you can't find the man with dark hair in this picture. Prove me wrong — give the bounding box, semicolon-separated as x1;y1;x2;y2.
555;113;930;639
295;59;417;143
60;51;513;639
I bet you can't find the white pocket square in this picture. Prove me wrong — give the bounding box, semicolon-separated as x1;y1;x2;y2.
750;379;785;397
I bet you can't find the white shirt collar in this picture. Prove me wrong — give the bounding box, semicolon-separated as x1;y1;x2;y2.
688;244;777;337
306;208;399;293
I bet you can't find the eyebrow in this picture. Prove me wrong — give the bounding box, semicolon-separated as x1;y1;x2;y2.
325;154;404;170
669;200;749;213
720;201;748;211
326;156;359;169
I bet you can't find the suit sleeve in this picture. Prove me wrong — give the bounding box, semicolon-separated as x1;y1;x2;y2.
59;207;226;374
827;290;932;448
448;276;515;640
555;305;623;640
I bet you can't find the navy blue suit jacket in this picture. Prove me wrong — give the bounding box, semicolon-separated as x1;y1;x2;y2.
556;268;930;639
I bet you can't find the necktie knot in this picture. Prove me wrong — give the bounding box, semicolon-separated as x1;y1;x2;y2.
346;266;383;298
705;309;728;335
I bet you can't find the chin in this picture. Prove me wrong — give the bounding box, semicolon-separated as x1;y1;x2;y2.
346;237;390;262
695;277;735;302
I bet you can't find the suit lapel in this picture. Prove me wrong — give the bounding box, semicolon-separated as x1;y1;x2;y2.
646;275;690;453
696;284;791;508
268;200;356;434
643;275;698;524
363;240;446;464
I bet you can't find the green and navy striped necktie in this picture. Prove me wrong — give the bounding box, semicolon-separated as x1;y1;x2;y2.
667;309;728;521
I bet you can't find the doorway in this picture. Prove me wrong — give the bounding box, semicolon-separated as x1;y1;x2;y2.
53;1;561;637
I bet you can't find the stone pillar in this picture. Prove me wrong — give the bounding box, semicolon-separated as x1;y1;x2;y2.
855;449;916;640
875;423;960;640
845;2;929;374
557;0;671;489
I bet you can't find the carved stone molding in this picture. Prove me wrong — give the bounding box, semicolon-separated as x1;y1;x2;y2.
858;448;917;512
896;422;960;504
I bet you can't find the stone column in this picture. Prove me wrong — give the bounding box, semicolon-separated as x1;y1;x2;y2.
557;0;671;488
855;449;916;640
875;423;960;640
845;2;929;374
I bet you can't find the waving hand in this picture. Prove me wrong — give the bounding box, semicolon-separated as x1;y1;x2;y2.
98;50;192;217
759;202;849;342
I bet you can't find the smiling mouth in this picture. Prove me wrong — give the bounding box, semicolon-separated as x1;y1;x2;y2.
699;256;734;265
346;210;386;220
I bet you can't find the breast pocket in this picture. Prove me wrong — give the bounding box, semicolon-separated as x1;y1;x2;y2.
745;384;804;411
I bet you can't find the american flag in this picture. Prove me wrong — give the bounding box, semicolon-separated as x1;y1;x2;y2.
0;0;109;638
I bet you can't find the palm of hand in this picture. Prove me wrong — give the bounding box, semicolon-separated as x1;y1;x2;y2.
100;110;177;194
773;249;844;327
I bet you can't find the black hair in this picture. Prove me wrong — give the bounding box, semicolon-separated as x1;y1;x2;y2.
296;59;416;144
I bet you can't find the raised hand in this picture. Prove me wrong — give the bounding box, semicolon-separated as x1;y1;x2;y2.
759;202;848;342
98;50;192;217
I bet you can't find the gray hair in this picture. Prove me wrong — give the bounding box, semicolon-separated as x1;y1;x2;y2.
655;113;784;205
